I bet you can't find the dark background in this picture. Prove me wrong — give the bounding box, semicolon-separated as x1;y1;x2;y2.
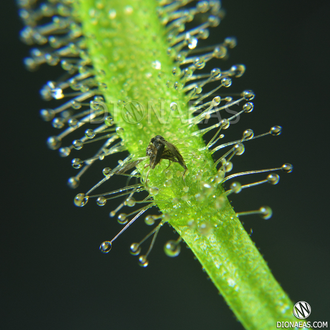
1;0;330;329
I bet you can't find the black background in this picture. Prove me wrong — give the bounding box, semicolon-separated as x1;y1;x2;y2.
1;1;330;329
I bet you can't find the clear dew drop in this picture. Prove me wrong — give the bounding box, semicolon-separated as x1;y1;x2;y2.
117;213;128;225
198;28;209;39
213;96;221;106
214;169;225;184
220;119;230;129
221;77;232;87
282;163;293;173
105;116;114;126
267;174;280;185
214;171;225;184
243;129;254;140
188;37;198;49
164;240;181;257
224;36;237;48
194;57;205;70
24;57;39;71
230;182;242;194
102;167;111;176
73;193;89;207
99;241;112;253
130;243;141;256
67;176;80;189
230;64;246;78
138;255;148;267
125;197;135;207
50;87;63;98
52;118;64;129
270;126;282;136
96;196;107;206
73;139;83;150
172;66;181;77
61;60;73;72
235;143;245;156
116;126;124;134
208;15;220;27
40;83;53;101
176;53;186;64
260;206;272;220
167;46;176;58
174;81;183;90
85;129;96;139
242;90;255;101
182;67;193;80
47;136;61;150
194;85;202;95
68;118;78;128
211;68;221;79
243;102;254;113
213;45;227;59
144;215;155;226
59;147;71;157
224;161;233;173
40;109;55;121
95;96;104;103
72;158;83;169
170;102;178;111
149;187;159;195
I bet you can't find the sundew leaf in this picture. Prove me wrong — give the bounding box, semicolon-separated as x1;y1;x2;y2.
17;0;300;328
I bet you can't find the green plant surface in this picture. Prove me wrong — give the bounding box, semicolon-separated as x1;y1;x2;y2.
71;0;298;329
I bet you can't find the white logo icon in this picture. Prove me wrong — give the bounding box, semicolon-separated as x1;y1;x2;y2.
293;301;311;319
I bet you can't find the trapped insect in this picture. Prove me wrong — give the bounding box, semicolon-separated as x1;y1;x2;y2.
146;135;187;176
116;135;187;186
